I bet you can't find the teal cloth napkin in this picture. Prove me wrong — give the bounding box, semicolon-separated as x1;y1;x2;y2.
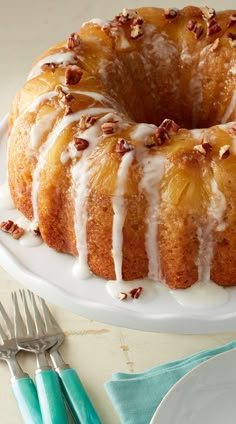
105;340;236;424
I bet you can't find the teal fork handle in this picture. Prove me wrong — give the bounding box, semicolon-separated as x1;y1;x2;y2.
35;369;69;424
12;376;43;424
57;367;101;424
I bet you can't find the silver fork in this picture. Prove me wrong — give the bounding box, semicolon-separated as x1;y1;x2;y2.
0;301;42;424
12;290;69;424
39;296;102;424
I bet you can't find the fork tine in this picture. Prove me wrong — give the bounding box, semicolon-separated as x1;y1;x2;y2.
28;291;46;336
0;301;14;338
12;292;27;338
0;321;8;343
20;290;35;337
39;297;62;334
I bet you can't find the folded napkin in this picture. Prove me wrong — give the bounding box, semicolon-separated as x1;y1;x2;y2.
105;340;236;424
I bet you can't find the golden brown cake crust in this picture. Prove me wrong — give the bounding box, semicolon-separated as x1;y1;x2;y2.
7;6;236;288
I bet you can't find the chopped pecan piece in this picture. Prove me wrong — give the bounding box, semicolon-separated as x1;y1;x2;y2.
229;123;236;134
200;6;215;21
67;32;80;49
130;24;144;39
32;224;41;236
74;137;89;151
228;14;236;27
193;140;212;156
0;220;25;240
219;145;230;159
155;127;169;146
160;119;180;134
207;17;222;36
164;8;178;19
79;114;97;131
115;138;134;153
101;122;117;134
41;62;57;72
193;144;208;155
201;139;212;154
119;292;128;301
116;8;138;23
227;32;236;47
187;20;204;39
129;287;143;299
65;65;83;85
56;85;76;115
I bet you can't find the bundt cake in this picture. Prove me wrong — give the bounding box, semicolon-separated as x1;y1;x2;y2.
6;6;236;289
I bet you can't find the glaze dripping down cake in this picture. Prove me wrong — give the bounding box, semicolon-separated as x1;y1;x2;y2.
6;6;236;289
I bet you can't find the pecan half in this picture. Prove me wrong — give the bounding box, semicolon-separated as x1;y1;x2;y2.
65;66;83;85
74;137;89;151
0;220;25;239
115;138;134;153
219;145;230;159
67;32;80;49
164;8;178;19
129;287;143;299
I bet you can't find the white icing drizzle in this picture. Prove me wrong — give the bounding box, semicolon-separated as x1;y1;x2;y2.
197;178;227;282
66;109;119;279
131;123;156;141
112;150;135;282
73;90;117;107
221;90;236;124
32;107;116;227
82;18;110;28
30;109;59;148
0;182;14;209
139;154;167;281
190;128;205;140
28;52;78;80
8;91;58;138
171;280;228;309
208;179;226;232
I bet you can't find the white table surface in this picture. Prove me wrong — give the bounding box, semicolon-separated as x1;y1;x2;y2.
0;1;236;423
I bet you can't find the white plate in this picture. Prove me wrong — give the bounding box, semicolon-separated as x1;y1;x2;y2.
150;348;236;424
1;116;236;334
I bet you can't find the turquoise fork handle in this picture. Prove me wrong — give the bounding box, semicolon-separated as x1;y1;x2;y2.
35;369;69;424
57;367;101;424
11;376;43;424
